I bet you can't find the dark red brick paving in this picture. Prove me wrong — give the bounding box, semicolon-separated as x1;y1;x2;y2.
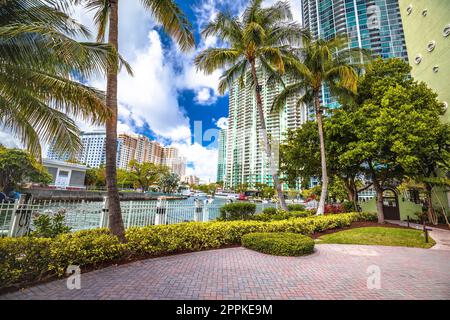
1;244;449;300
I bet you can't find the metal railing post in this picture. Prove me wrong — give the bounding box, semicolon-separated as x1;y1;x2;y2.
126;201;133;229
202;200;209;222
9;194;32;237
155;197;166;225
99;196;109;228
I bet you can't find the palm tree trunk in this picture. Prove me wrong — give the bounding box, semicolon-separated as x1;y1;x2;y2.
314;93;328;215
250;60;288;211
105;0;126;242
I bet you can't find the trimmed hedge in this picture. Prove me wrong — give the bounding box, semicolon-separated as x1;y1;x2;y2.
219;202;256;220
287;204;306;211
0;237;52;288
0;212;376;290
262;207;277;215
241;232;315;256
250;210;313;221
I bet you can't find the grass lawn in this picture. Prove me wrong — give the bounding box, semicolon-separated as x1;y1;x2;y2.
317;227;435;248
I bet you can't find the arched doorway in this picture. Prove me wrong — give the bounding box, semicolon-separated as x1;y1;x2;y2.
382;188;400;220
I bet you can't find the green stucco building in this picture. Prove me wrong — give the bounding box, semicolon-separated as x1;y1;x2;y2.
399;0;450;122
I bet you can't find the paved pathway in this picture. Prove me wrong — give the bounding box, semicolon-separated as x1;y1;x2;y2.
386;220;450;251
2;244;449;300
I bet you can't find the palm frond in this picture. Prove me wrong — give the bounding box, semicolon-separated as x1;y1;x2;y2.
194;48;241;75
217;60;248;95
141;0;195;52
271;82;305;112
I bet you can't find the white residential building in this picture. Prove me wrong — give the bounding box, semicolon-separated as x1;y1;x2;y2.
46;131;116;168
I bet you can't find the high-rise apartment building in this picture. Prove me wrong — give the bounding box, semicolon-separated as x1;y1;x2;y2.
181;175;200;185
117;133;137;169
48;131;186;176
216;128;227;183
399;0;449;123
117;133;162;169
161;147;186;177
301;0;408;107
117;133;185;175
46;131;114;168
224;71;308;190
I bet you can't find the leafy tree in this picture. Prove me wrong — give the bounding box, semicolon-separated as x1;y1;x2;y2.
128;160;168;192
273;35;370;215
194;0;308;211
280;119;373;209
0;147;51;193
280;121;321;188
301;185;321;201
236;183;249;193
261;185;275;199
254;183;275;199
159;172;180;194
117;168;134;189
336;58;448;223
80;0;194;242
0;0;126;158
84;166;106;187
193;183;219;195
403;121;450;224
328;176;350;203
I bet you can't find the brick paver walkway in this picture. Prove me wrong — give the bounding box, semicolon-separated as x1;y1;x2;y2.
2;244;449;300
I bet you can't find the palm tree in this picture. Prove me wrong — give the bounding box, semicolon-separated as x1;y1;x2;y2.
194;0;307;211
273;35;370;215
0;0;128;158
81;0;195;241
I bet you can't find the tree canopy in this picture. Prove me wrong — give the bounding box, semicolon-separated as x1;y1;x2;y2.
0;146;52;193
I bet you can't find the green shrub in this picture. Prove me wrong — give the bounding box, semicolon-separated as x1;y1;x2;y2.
289;210;314;218
262;207;277;215
287;204;306;211
243;209;313;222
352;211;378;222
49;229;125;275
31;209;71;238
251;210;290;221
0;237;52;288
219;202;256;221
342;201;356;213
241;232;315;256
0;212;376;290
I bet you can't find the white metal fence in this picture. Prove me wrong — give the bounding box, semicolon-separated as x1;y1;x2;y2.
0;197;276;237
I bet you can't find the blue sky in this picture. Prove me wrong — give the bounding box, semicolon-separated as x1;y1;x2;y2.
0;0;300;181
0;0;301;181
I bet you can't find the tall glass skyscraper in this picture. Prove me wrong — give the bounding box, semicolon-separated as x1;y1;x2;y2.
301;0;409;107
216;128;227;183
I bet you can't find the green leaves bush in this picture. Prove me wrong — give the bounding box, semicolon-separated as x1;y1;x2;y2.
262;207;277;215
245;209;314;221
0;212;376;290
219;202;256;220
287;204;306;211
31;209;71;238
241;232;315;256
50;229;125;275
0;237;52;289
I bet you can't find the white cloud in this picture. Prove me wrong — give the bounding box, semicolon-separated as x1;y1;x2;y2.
215;117;228;130
0;130;22;149
171;142;218;183
194;87;218;105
